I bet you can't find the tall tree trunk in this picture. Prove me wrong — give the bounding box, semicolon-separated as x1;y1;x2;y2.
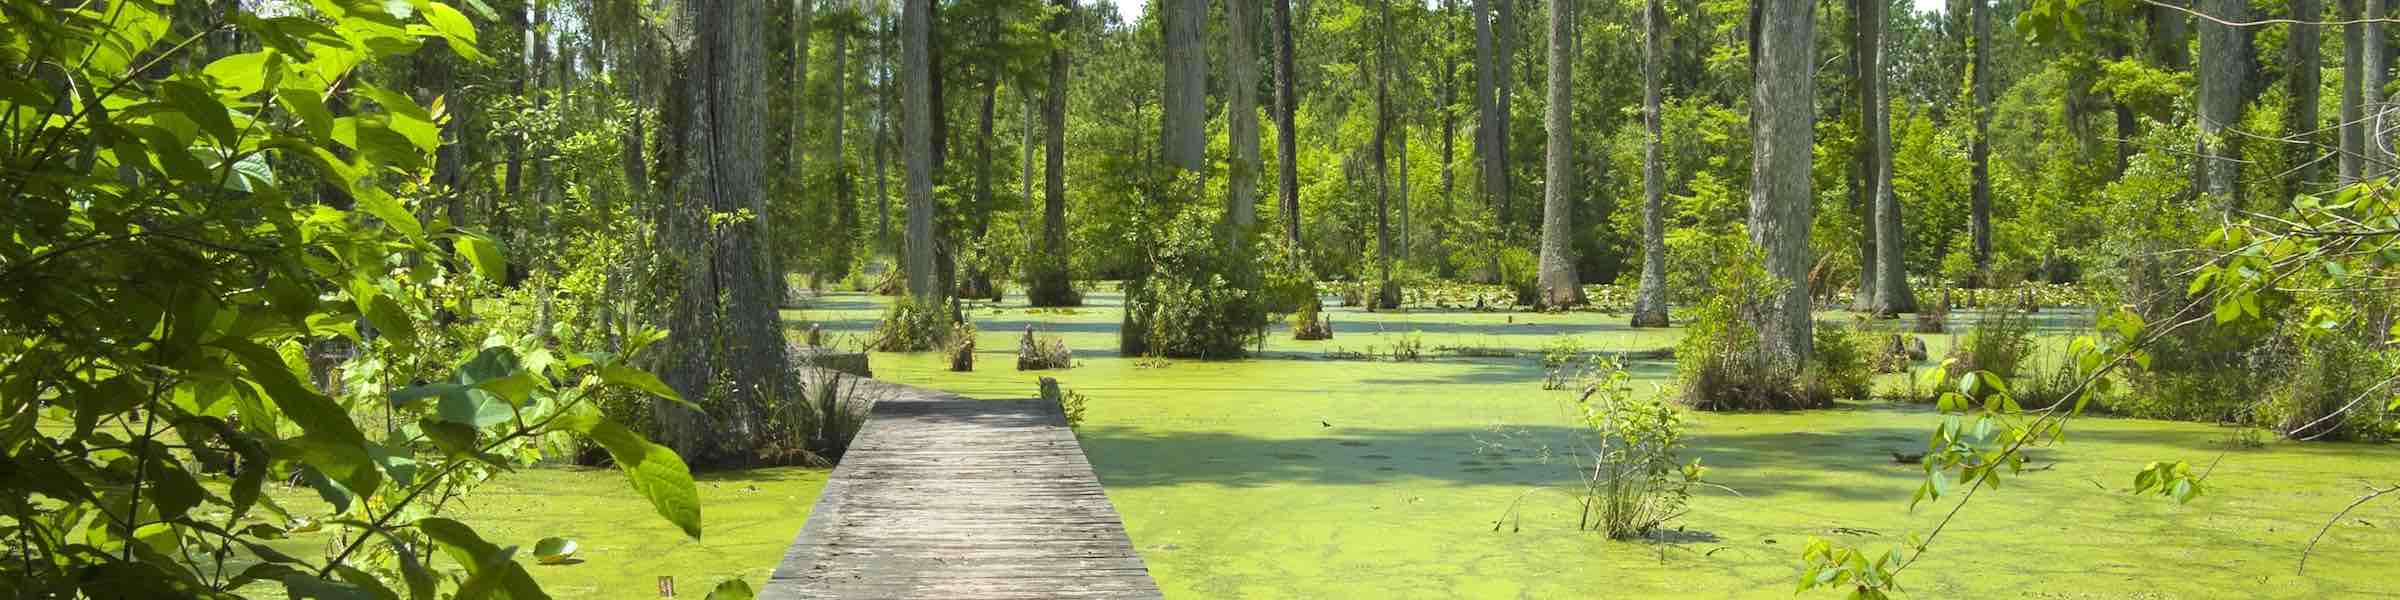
1534;0;1579;308
1440;0;1457;223
1863;0;1913;315
1473;0;1500;232
1373;0;1400;309
2342;0;2366;183
1494;0;1515;232
1849;0;1876;311
876;13;896;254
659;0;787;468
1631;0;1669;327
2151;0;2190;70
966;73;998;300
1969;0;1992;281
1162;0;1208;171
1750;0;1816;367
2288;0;2322;202
829;15;855;278
1274;0;1303;248
903;0;939;302
2368;0;2390;179
1031;0;1080;306
1228;0;1260;232
793;0;816;191
2197;0;2246;207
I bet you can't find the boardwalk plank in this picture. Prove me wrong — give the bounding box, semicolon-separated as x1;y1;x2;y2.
759;372;1161;599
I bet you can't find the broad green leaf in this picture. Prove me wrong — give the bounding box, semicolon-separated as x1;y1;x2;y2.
458;232;506;279
284;573;383;600
704;579;754;600
362;292;417;349
202;50;278;97
600;363;691;409
218;339;366;446
419;2;488;61
162;80;238;146
355;187;426;242
550;413;701;539
280;85;336;139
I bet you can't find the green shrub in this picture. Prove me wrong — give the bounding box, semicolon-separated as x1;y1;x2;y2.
1937;311;2038;400
1541;335;1589;390
869;296;957;352
1803;326;1873;403
2264;335;2397;441
1121;204;1269;358
1675;254;1840;410
1391;331;1427;362
1572;358;1704;539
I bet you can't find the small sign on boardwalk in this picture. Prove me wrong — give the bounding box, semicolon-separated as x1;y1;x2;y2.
759;373;1161;599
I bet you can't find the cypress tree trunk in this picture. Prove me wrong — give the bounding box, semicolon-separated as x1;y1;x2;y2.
1473;0;1499;225
1162;0;1208;171
1849;0;1876;311
1750;0;1817;367
903;0;938;302
1228;0;1260;232
1031;0;1080;306
1864;0;1913;315
1374;0;1400;309
876;14;896;254
1534;0;1579;308
2288;0;2322;201
1969;0;1992;280
2368;0;2390;179
2197;0;2246;206
2342;0;2365;183
1274;0;1302;247
658;0;787;467
1494;0;1515;232
829;17;855;277
793;0;815;188
1631;0;1670;328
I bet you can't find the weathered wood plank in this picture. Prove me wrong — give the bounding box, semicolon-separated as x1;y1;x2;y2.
759;371;1161;599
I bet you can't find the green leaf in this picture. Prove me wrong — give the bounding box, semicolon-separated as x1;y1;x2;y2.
415;518;547;600
280;86;336;139
202;50;277;97
355;187;426;242
533;537;578;564
163;80;238;147
458;232;506;279
704;580;754;600
217;339;368;446
600;363;692;409
284;573;383;600
361;291;417;349
420;2;488;61
550;413;701;539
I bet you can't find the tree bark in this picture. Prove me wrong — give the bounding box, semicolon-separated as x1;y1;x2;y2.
1631;0;1670;328
2288;0;2322;201
1162;0;1208;171
1534;0;1579;308
876;14;895;253
829;16;856;277
1969;0;1992;280
1373;0;1400;309
903;0;939;302
793;0;816;190
2342;0;2366;182
1494;0;1515;232
1850;0;1876;311
1274;0;1302;248
2368;0;2390;179
658;0;788;468
1863;0;1913;315
1228;0;1260;232
2197;0;2246;208
1031;0;1080;306
1473;0;1501;230
1750;0;1816;367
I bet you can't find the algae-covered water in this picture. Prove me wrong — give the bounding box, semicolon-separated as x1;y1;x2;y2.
437;291;2399;598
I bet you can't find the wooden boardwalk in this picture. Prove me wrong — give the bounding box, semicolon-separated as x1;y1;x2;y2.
760;374;1162;599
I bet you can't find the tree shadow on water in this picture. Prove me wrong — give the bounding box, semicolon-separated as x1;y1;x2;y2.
1076;422;1938;502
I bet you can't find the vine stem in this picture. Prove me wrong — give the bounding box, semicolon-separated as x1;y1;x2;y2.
2297;483;2400;575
